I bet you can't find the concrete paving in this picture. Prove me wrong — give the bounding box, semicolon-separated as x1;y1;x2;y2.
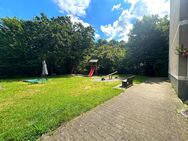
40;78;188;141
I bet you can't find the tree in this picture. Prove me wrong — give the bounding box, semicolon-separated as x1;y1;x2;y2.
79;40;126;74
0;14;95;77
95;45;126;74
125;15;169;76
96;39;108;47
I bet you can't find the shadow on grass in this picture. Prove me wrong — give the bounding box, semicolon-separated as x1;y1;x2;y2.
144;77;169;84
0;74;152;84
97;74;149;84
0;75;74;83
118;74;149;84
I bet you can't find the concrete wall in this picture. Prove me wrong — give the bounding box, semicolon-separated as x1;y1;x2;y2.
169;0;180;79
169;0;188;101
180;0;188;21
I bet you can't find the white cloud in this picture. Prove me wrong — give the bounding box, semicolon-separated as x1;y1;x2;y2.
112;3;122;11
69;15;90;27
95;33;100;39
125;0;169;18
101;0;169;41
54;0;91;17
101;10;134;41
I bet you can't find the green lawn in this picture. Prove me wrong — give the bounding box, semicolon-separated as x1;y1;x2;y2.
131;75;148;84
115;74;148;84
0;75;147;141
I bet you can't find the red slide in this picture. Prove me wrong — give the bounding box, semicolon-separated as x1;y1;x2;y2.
88;67;95;77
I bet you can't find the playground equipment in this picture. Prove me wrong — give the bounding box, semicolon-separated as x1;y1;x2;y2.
88;59;98;77
101;71;118;81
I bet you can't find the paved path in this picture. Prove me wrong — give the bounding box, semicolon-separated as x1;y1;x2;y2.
40;78;188;141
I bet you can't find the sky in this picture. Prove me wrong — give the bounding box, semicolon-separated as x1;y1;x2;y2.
0;0;170;41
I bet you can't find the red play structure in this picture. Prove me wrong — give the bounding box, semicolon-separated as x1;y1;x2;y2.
88;59;98;77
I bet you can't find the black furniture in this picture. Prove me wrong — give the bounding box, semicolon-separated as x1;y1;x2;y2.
122;76;135;88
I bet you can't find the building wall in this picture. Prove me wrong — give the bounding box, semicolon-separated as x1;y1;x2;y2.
180;0;188;21
169;0;179;79
169;0;188;101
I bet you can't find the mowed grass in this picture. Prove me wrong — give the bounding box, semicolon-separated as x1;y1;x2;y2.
0;76;123;141
115;74;148;84
0;75;148;141
131;75;148;84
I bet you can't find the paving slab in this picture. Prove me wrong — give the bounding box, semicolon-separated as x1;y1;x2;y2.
40;78;188;141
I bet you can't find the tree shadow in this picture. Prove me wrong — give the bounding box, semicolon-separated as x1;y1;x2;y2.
144;77;169;84
0;75;75;83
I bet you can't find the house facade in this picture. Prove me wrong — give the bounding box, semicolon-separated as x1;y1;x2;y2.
169;0;188;101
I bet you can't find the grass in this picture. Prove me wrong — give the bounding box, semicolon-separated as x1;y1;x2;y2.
132;75;148;84
0;75;147;141
114;74;148;84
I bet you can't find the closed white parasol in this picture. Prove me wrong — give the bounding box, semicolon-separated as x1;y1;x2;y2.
42;60;48;76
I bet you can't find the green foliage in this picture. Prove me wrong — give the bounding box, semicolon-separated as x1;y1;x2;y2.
93;44;126;74
176;45;188;55
0;14;94;77
125;15;169;76
0;14;169;77
78;39;126;74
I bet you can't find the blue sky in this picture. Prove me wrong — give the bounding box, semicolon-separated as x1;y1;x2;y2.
0;0;169;41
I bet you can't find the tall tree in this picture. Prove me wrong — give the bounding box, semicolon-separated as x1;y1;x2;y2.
0;14;95;77
125;15;169;76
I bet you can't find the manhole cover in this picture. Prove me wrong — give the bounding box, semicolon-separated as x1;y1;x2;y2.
180;110;188;118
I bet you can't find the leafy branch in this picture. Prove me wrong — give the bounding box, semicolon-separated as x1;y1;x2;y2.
176;45;188;57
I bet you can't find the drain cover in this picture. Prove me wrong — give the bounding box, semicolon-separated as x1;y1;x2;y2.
180;110;188;118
